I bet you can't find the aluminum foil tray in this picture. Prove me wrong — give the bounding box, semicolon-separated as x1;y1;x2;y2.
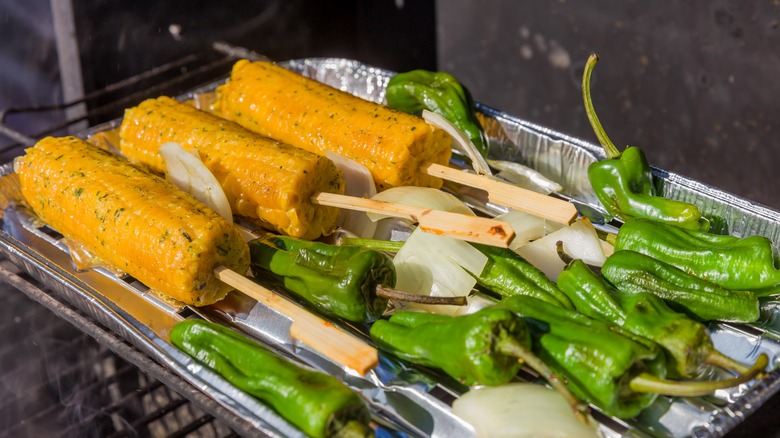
2;57;780;438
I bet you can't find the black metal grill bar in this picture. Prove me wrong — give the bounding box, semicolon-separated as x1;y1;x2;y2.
0;55;199;120
106;398;189;438
0;52;234;150
53;378;166;438
0;264;253;436
167;414;240;438
0;324;97;373
0;363;147;438
0;348;136;436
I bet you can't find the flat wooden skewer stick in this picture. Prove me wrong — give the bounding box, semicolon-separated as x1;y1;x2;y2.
421;162;579;225
213;266;378;375
312;192;515;248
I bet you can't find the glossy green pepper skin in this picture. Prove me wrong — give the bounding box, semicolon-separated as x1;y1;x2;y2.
601;250;759;323
249;235;396;323
170;320;371;438
558;259;717;378
582;54;709;231
369;308;529;386
587;147;710;231
471;242;575;310
614;218;780;296
386;69;489;157
499;295;664;419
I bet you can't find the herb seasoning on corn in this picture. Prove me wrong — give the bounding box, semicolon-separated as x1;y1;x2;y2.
119;96;344;240
214;60;452;191
16;136;250;306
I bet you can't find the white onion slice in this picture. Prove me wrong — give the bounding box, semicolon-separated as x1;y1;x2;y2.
488;159;564;194
392;227;487;315
325;151;377;238
159;142;233;224
366;186;475;222
515;218;606;281
495;209;551;251
452;383;600;438
422;109;492;175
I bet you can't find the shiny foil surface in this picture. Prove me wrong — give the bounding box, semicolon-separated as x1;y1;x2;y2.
1;58;779;438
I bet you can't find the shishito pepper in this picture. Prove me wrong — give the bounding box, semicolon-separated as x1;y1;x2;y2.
170;319;371;438
370;308;531;386
499;295;766;418
601;249;759;323
613;218;780;296
498;295;663;418
249;234;396;323
582;54;709;231
370;307;588;418
557;259;766;380
470;242;575;310
386;69;489;157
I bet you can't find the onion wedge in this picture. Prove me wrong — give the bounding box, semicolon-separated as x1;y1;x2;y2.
326;151;377;238
366;186;475;222
380;186;488;314
515;218;605;281
488;159;563;194
393;227;486;314
452;383;600;438
495;209;556;251
159;142;233;224
423;109;492;175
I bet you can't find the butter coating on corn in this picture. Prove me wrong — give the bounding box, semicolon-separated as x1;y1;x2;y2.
215;60;452;191
16;136;250;306
119;96;344;240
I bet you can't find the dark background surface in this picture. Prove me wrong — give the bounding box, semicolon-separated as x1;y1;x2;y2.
1;0;779;436
437;0;780;211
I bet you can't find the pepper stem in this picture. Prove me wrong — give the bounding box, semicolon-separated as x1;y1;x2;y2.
375;285;467;306
705;350;756;376
600;230;617;246
338;237;403;253
629;353;767;396
582;53;621;159
496;336;591;425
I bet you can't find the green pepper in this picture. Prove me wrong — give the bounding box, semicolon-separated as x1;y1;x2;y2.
582;54;709;231
613;218;780;296
601;249;759;323
501;295;767;418
557;259;765;380
386;69;489;157
498;295;664;418
370;308;530;386
170;319;371;438
370;307;587;418
470;242;575;310
249;234;396;323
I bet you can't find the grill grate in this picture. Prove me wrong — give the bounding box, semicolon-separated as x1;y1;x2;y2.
0;266;237;438
0;46;240;157
0;48;271;437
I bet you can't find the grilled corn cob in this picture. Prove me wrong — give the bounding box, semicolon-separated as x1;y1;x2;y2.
16;136;250;306
119;96;344;240
214;60;452;191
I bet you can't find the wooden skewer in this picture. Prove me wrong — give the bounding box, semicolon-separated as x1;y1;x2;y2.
421;162;579;225
312;192;515;248
213;266;378;375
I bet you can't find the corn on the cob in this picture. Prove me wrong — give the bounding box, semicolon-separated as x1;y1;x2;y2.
16;136;250;306
119;96;344;240
214;60;452;191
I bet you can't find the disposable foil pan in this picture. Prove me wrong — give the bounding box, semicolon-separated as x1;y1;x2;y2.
1;57;779;438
